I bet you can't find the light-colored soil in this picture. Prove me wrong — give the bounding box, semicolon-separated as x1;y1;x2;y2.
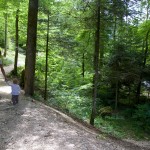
0;57;150;150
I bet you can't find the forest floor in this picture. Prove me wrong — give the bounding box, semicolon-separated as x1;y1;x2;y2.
0;54;150;150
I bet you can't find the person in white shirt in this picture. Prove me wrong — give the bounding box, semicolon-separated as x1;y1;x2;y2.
10;78;21;105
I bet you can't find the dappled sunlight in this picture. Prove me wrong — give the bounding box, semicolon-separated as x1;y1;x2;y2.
0;77;11;91
1;92;147;150
0;85;11;94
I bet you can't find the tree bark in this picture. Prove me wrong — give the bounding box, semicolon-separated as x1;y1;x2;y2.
4;13;8;57
14;9;19;75
24;0;38;96
44;12;50;100
90;0;100;126
115;79;119;111
82;52;85;78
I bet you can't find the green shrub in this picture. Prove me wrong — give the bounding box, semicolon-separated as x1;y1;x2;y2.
121;108;134;118
133;103;150;132
3;57;13;66
99;106;113;119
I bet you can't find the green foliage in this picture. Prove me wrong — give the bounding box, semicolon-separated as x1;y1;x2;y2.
95;117;150;140
119;98;135;105
33;0;150;141
48;88;91;120
133;103;150;132
99;106;113;118
138;20;150;38
8;66;24;79
2;0;150;141
2;57;12;66
120;108;134;118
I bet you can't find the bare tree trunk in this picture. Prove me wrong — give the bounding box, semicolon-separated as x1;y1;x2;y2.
24;0;38;96
4;13;8;57
82;52;85;78
14;9;19;75
113;1;118;110
44;12;50;100
90;0;100;126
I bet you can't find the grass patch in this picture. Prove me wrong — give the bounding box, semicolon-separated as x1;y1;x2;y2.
95;117;150;140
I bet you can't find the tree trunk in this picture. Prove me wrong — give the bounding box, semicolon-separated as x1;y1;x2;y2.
14;9;19;75
44;12;50;100
4;13;8;57
99;2;104;68
82;52;85;78
115;79;119;111
90;0;100;126
112;0;120;110
136;74;142;104
24;0;38;96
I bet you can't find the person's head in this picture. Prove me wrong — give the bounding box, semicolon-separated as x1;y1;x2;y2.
13;78;18;84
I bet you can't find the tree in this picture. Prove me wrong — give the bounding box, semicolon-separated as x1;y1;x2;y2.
24;0;39;96
4;12;8;57
44;11;50;100
14;9;19;75
90;0;100;125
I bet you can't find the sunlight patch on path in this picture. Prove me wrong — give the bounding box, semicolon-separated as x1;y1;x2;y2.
0;85;11;94
0;77;11;94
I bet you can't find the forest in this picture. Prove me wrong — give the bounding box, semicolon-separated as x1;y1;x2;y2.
0;0;150;140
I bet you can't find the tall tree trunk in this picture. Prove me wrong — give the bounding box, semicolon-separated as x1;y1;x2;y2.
115;79;119;110
99;2;104;68
82;52;85;78
14;9;19;75
44;12;50;100
90;0;100;126
24;0;38;96
112;1;118;110
4;13;8;57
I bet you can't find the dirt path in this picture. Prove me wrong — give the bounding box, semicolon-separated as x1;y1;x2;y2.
0;61;150;149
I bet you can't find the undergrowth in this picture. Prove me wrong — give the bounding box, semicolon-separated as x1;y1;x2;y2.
34;88;150;141
95;117;150;140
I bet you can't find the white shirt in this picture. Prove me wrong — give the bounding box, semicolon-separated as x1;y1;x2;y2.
11;84;21;95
